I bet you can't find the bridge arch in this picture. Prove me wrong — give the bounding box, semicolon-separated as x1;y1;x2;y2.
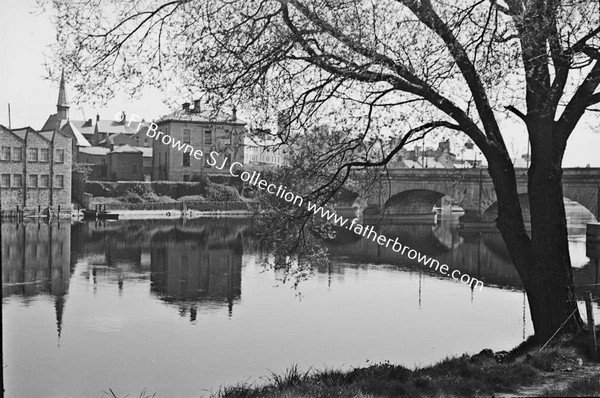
383;189;448;214
483;193;597;224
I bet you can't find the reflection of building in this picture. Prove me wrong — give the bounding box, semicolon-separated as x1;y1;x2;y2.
1;221;72;338
153;101;246;181
150;235;242;310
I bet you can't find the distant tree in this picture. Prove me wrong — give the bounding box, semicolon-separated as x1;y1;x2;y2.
44;0;600;341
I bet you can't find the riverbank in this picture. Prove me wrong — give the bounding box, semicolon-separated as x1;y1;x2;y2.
213;335;600;397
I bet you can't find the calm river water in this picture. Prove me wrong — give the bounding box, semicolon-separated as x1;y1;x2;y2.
3;217;600;397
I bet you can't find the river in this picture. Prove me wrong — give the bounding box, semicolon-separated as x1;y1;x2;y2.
2;216;599;397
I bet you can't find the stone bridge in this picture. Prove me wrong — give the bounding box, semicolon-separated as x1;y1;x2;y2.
363;168;600;221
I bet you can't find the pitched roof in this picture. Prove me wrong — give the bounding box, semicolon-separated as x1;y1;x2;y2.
10;126;37;141
0;125;25;141
79;146;110;156
63;120;91;147
403;160;422;169
156;107;246;125
111;144;141;154
95;118;143;136
132;146;153;157
38;130;55;141
40;115;90;147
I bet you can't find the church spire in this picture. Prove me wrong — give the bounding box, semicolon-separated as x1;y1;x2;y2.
57;69;69;121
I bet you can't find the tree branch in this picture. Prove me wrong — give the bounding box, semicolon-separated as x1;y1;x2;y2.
556;61;600;142
505;105;527;123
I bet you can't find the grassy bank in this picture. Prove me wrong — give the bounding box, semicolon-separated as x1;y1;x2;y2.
213;335;600;398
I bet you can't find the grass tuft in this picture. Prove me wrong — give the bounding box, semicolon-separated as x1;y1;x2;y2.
544;376;600;397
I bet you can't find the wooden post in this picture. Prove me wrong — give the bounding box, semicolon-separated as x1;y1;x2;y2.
584;291;597;360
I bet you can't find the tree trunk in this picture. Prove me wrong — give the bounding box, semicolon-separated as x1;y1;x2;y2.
486;145;583;342
525;122;584;340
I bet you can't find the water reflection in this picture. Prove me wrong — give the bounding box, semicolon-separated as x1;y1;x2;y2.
149;224;243;318
326;217;600;296
2;216;600;397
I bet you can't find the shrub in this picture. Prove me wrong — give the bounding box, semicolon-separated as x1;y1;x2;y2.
206;183;240;201
242;186;258;199
120;190;145;203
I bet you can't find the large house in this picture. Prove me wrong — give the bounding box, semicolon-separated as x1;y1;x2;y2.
152;101;246;181
243;130;286;168
0;125;72;214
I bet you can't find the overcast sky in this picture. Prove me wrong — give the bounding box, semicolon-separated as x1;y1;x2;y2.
1;0;598;166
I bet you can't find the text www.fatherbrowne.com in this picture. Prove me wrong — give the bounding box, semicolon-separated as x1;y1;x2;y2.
128;114;484;291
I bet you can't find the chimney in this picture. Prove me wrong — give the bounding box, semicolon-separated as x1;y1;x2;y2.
96;113;100;122
183;102;190;112
232;105;237;121
193;99;201;113
120;111;126;124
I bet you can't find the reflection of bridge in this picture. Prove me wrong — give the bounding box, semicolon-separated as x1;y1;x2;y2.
366;168;600;219
325;222;600;297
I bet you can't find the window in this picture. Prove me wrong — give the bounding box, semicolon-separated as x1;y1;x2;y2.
1;174;9;187
40;174;49;188
204;130;212;145
183;175;190;182
27;148;38;162
55;149;65;163
132;164;138;174
29;174;38;188
13;174;22;187
144;138;149;147
55;175;64;188
40;148;50;162
183;129;191;143
1;147;10;161
182;152;190;167
12;147;22;162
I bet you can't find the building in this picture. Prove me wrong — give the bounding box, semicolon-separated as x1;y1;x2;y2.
41;71;91;162
40;73;153;175
78;146;110;180
94;113;152;148
0;125;72;213
107;145;144;181
392;140;484;169
78;144;150;181
152;101;246;181
243;130;286;168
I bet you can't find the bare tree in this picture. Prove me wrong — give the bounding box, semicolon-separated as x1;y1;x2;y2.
43;0;600;340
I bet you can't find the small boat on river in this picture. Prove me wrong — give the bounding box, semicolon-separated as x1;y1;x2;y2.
82;208;119;220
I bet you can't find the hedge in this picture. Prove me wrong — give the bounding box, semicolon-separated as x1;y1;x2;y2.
85;181;211;200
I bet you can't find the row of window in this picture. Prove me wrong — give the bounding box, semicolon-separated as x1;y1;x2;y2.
1;174;64;188
1;147;65;163
182;129;230;146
